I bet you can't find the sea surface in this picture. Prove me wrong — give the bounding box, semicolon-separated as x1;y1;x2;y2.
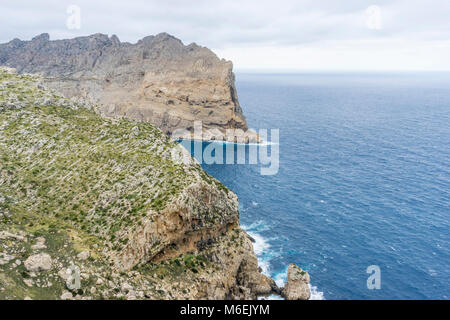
183;72;450;300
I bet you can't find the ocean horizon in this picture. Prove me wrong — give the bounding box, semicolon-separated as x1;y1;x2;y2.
187;71;450;300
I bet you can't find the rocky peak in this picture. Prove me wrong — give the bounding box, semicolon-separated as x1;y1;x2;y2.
31;33;50;42
87;33;111;44
154;32;180;42
110;34;121;46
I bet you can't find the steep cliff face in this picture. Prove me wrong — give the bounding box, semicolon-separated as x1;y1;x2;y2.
0;33;251;141
0;68;274;300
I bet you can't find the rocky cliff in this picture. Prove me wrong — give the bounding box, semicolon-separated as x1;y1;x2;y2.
0;68;275;299
0;33;256;142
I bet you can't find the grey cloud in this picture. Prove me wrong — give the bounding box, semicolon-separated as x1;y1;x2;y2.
1;0;450;48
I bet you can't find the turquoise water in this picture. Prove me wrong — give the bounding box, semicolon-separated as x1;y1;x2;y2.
185;72;450;299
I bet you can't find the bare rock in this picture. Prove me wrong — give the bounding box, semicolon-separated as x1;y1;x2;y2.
31;237;47;250
0;253;15;265
58;268;69;280
0;231;25;241
23;279;34;287
253;274;280;296
282;264;311;300
60;291;73;300
24;253;52;272
121;282;133;294
76;251;90;261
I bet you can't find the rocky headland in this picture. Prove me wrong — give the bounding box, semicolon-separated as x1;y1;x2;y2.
0;33;310;299
0;33;259;143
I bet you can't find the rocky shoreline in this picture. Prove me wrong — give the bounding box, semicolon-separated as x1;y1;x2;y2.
0;67;310;300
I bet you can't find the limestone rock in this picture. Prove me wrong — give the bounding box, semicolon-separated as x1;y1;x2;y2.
60;291;73;300
0;33;253;141
58;268;69;280
31;237;47;250
121;282;133;293
253;274;280;296
0;253;15;265
24;253;52;272
0;231;25;241
77;251;90;261
23;279;34;287
282;264;311;300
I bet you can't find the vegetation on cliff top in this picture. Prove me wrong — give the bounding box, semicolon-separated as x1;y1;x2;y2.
0;67;248;300
0;68;196;248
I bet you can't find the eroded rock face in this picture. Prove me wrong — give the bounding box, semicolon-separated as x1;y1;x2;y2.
0;33;250;140
282;264;311;300
191;229;280;300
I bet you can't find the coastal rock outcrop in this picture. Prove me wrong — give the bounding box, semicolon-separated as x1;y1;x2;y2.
282;264;311;300
0;33;257;142
0;68;271;300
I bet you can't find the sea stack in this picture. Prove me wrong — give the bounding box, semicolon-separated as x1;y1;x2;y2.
282;264;311;300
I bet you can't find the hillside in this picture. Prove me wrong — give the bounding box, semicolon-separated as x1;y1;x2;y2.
0;67;276;300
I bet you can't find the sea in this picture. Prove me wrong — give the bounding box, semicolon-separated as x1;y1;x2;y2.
181;72;450;300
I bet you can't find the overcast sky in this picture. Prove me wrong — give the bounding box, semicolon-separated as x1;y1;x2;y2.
2;0;450;71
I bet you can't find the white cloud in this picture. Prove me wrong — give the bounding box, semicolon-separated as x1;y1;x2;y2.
216;39;450;72
1;0;450;71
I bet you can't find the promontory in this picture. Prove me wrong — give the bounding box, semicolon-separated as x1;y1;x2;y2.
0;33;258;142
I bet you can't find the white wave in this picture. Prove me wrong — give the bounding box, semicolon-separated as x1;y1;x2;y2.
247;232;270;255
309;284;325;300
242;220;270;233
273;271;287;288
243;224;325;300
246;231;271;275
258;294;284;300
177;138;278;147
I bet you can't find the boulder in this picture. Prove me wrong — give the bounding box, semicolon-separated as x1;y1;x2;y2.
31;237;47;250
253;274;280;296
0;231;25;241
60;291;73;300
24;253;52;272
76;251;90;261
0;253;15;265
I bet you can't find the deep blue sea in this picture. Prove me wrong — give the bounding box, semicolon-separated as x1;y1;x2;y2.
184;72;450;299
